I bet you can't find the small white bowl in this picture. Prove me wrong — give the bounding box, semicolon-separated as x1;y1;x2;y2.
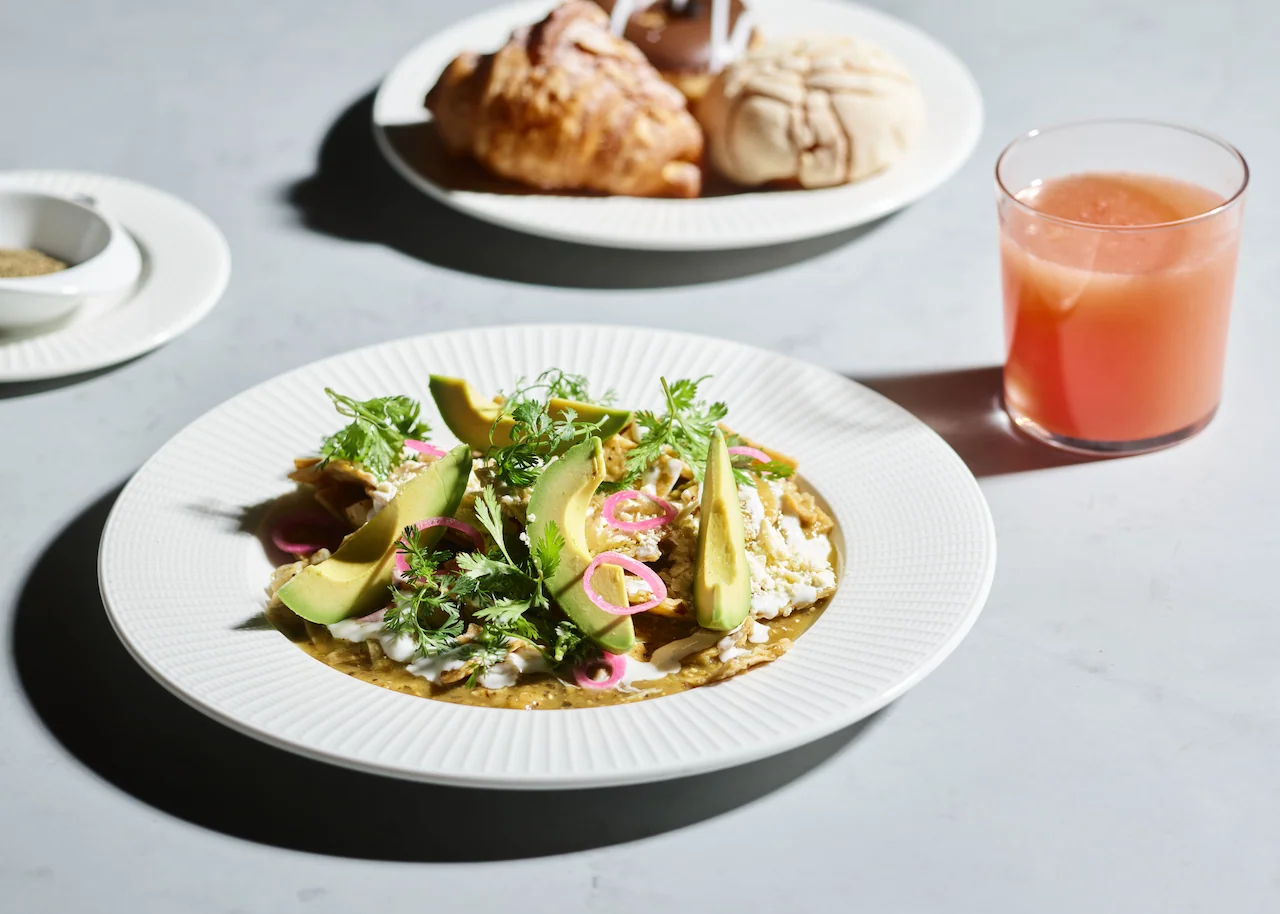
0;190;142;329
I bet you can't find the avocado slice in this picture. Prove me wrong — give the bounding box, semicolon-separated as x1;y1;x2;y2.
277;445;471;624
428;374;633;452
589;564;630;638
694;429;752;631
526;438;635;654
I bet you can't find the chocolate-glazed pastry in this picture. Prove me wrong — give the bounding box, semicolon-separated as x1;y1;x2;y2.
595;0;760;101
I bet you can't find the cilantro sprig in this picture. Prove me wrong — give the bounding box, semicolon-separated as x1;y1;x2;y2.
503;368;615;409
607;377;794;491
600;378;724;490
487;374;612;488
318;389;431;480
383;537;467;655
383;486;590;685
487;401;603;488
605;377;723;491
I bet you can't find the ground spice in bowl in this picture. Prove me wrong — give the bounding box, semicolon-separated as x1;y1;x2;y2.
0;248;69;278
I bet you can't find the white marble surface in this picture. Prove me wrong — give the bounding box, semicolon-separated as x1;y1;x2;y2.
2;0;1277;911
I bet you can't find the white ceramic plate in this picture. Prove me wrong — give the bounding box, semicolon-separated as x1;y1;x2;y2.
0;171;230;382
372;0;983;250
99;325;996;789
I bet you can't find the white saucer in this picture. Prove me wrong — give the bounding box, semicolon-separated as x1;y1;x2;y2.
0;171;230;383
373;0;983;250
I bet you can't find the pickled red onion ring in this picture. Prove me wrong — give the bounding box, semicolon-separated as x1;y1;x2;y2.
582;551;667;615
573;652;627;689
270;510;347;556
405;439;447;458
727;445;772;464
394;516;486;577
601;489;677;531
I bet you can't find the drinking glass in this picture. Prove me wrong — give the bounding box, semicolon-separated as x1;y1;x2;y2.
996;120;1248;453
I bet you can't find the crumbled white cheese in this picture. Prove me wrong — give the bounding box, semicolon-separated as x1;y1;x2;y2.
748;620;770;643
739;483;765;536
744;501;837;620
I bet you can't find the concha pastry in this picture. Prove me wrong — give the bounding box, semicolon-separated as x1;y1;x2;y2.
698;36;925;188
426;1;703;197
594;0;761;102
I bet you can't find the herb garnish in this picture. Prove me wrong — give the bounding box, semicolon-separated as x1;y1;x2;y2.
318;389;431;480
486;370;612;488
734;457;795;479
503;368;616;409
384;486;592;685
606;376;790;491
724;432;796;481
382;532;467;654
487;401;602;488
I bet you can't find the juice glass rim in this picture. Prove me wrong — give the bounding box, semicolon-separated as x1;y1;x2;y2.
995;118;1249;233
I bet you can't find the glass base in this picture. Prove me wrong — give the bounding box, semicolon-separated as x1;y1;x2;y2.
1004;403;1218;456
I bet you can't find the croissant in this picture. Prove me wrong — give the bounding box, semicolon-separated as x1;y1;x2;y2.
426;1;703;198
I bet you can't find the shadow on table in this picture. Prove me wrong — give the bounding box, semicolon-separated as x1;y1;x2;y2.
856;366;1113;477
11;485;881;861
0;358;144;400
283;90;891;290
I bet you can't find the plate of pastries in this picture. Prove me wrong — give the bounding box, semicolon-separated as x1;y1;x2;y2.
373;0;982;249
